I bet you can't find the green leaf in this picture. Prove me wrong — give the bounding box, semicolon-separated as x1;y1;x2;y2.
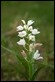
30;66;44;81
1;45;29;80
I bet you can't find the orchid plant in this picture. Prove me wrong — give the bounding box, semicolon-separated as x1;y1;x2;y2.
16;20;43;81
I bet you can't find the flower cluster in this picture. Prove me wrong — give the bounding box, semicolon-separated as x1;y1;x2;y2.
16;20;43;60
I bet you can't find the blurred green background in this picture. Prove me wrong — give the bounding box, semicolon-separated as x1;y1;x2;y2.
1;1;54;81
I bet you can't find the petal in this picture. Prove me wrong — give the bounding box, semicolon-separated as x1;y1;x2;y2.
28;26;33;31
21;20;26;24
28;34;35;41
18;31;27;37
36;31;40;34
16;25;23;31
33;50;40;59
35;43;42;46
36;57;43;60
27;20;34;26
17;38;26;46
32;29;40;35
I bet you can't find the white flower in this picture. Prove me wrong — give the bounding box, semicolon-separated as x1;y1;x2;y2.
16;25;23;31
18;31;27;37
27;20;34;26
33;50;43;60
17;38;26;46
32;29;40;35
21;20;26;24
28;26;33;31
28;34;35;41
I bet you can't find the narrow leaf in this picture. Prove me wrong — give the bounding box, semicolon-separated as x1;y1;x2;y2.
31;66;44;81
1;45;29;80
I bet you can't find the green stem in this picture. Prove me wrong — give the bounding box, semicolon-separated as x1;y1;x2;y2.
28;61;34;81
28;62;31;81
23;46;29;52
